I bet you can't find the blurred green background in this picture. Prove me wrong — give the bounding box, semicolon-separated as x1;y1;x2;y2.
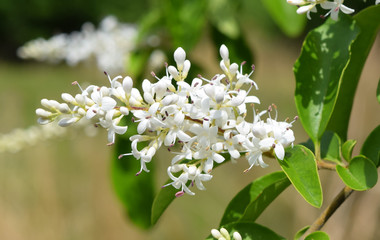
0;0;379;239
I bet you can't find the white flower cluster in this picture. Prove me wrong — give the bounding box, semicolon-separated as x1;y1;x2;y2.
211;227;242;240
0;124;66;153
36;45;296;196
17;16;139;75
0;119;98;154
287;0;355;20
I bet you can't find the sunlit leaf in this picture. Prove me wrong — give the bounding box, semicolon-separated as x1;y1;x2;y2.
342;139;357;162
305;231;330;240
205;222;286;240
327;5;380;141
294;14;360;143
261;0;306;37
278;145;322;208
220;171;290;226
336;156;378;191
360;125;380;167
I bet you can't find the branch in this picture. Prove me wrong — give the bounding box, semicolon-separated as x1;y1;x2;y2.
317;160;337;170
302;186;354;239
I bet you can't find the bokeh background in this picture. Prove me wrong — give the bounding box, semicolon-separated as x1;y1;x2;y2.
0;0;379;239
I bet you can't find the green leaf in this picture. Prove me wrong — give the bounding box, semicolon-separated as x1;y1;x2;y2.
294;226;310;240
205;222;286;240
220;171;290;226
207;0;240;39
278;145;322;208
377;79;380;104
210;24;254;66
260;0;306;37
151;156;229;225
161;0;207;50
336;156;378;191
127;49;152;79
360;125;380;167
150;178;178;225
327;5;380;141
294;14;360;143
342;139;357;162
320;131;341;163
305;231;330;240
111;118;155;229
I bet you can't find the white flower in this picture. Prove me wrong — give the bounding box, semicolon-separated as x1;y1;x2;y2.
86;89;116;119
165;164;213;196
211;227;242;240
35;44;297;197
320;0;355;20
18;16;140;75
258;118;295;160
99;109;128;144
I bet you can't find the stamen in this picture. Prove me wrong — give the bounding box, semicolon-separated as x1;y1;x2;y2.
118;153;133;159
175;191;185;197
71;81;84;92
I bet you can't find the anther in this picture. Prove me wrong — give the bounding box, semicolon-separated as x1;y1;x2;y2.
175;191;185;198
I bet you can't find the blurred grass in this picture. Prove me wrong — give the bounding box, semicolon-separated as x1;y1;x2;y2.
0;32;379;240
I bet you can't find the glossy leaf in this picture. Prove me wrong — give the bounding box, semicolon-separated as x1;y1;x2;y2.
336;156;378;191
205;222;286;240
360;125;380;167
327;5;380;141
294;226;309;240
305;231;330;240
294;14;360;143
320;131;341;163
261;0;306;37
342;139;357;162
278;145;322;208
220;171;290;226
111;118;155;229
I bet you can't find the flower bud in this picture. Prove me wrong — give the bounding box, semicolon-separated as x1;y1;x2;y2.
233;232;242;240
174;47;186;70
219;44;229;62
58;103;70;113
211;229;222;238
58;117;77;127
229;63;239;75
123;76;133;95
75;94;86;106
61;93;76;104
119;106;129;115
168;66;179;79
36;108;52;118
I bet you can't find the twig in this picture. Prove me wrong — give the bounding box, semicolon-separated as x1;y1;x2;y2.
317;160;337;170
302;186;354;239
